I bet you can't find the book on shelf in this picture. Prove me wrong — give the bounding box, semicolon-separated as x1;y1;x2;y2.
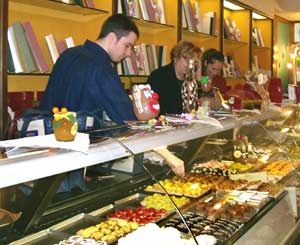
156;0;166;24
116;62;123;75
225;17;234;40
146;44;154;72
134;45;146;75
202;12;213;35
124;57;135;75
129;50;139;75
224;17;240;41
225;54;242;78
183;0;197;32
144;0;156;22
231;20;240;41
193;1;202;32
74;0;84;6
45;34;60;64
252;28;259;46
205;11;216;35
22;21;49;73
7;44;15;73
57;0;75;4
257;28;264;47
140;43;150;75
84;0;95;8
252;55;259;72
223;56;230;77
7;26;24;73
182;4;187;28
223;18;230;39
228;56;236;77
161;45;167;66
139;0;149;21
12;22;38;73
122;59;129;75
121;0;141;18
182;2;192;30
65;37;75;48
151;44;158;70
156;45;167;67
56;40;67;54
118;0;123;14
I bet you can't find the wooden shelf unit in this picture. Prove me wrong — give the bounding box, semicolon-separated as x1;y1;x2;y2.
5;0;274;91
181;0;221;51
252;14;273;73
1;0;276;113
223;6;251;76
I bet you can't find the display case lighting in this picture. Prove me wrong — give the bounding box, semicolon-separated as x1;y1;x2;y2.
252;12;267;20
224;1;244;10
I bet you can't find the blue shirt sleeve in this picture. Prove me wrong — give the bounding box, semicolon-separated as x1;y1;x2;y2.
88;66;136;124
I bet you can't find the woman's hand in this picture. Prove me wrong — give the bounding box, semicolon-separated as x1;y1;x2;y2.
153;146;185;178
194;62;202;81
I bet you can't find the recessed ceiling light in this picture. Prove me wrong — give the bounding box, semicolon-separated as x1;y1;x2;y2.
224;1;244;10
253;12;267;20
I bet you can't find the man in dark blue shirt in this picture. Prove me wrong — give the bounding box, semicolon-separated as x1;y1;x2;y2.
39;14;139;192
40;14;139;124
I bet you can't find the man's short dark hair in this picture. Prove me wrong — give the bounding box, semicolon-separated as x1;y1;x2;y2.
98;14;139;40
202;48;224;64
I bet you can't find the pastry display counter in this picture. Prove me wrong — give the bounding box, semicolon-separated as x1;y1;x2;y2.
0;110;276;189
1;108;300;244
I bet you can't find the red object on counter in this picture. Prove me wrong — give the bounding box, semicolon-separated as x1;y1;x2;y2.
268;78;282;104
8;92;34;118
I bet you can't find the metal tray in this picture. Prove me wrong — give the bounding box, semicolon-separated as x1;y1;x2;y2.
8;229;68;245
49;213;99;235
89;193;148;220
114;193;147;209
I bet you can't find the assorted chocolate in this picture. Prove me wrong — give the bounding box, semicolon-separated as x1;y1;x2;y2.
164;212;242;242
195;200;258;223
190;160;254;177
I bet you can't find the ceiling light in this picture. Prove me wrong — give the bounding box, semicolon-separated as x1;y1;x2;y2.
252;12;267;20
224;1;244;10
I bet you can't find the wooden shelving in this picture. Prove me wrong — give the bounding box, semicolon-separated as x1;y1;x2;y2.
252;13;273;73
5;0;274;92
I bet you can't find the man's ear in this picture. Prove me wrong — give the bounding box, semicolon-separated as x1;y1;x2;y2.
107;32;118;43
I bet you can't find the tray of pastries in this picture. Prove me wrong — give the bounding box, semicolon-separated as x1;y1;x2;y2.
164;211;243;242
213;179;249;191
76;219;139;243
141;193;190;212
195;198;259;223
92;193;171;227
145;177;211;198
260;160;295;177
107;206;168;225
191;160;254;177
256;182;285;199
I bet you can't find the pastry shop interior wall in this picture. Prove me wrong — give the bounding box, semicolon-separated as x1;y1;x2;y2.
0;0;300;244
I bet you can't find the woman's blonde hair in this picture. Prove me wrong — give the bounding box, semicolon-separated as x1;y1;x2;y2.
170;40;202;61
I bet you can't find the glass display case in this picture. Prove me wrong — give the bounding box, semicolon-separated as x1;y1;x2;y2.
0;109;300;245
